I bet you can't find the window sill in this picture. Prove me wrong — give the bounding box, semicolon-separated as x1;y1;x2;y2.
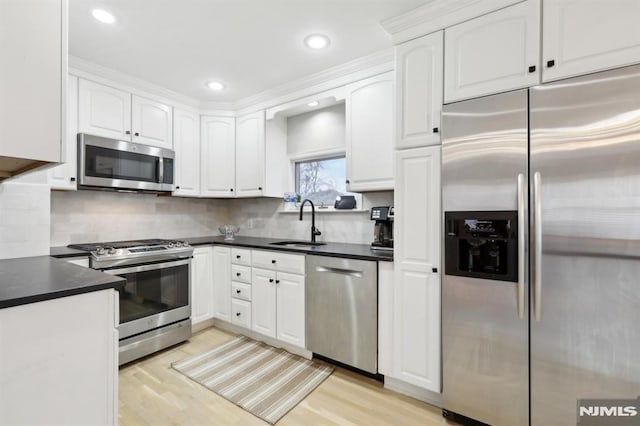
278;207;369;214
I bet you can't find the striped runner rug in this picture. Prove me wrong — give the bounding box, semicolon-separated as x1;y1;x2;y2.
172;335;334;424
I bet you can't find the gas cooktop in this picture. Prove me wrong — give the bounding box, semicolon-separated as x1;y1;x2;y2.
68;239;193;269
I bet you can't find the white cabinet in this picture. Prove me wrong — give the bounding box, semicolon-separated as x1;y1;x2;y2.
191;246;214;325
201;116;236;197
393;146;441;392
48;75;78;190
542;0;640;82
0;290;118;425
395;31;443;149
0;0;64;178
173;108;201;197
131;95;173;149
78;79;172;148
345;72;394;191
251;268;277;338
235;111;265;197
275;272;305;348
444;0;540;103
212;246;231;321
78;79;131;141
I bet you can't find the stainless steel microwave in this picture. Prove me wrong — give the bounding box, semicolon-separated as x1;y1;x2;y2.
78;133;175;192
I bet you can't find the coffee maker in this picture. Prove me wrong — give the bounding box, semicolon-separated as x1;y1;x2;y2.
370;206;394;250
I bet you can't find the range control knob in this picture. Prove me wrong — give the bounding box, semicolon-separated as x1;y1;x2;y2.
108;248;116;255
168;242;175;248
96;246;105;255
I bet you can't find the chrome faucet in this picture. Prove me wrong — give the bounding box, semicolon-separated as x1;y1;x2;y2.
299;199;322;243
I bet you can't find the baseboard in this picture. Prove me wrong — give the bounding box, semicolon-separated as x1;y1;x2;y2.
191;318;215;334
211;319;313;359
384;376;443;408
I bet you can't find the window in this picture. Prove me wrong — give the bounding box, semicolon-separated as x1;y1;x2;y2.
295;156;347;206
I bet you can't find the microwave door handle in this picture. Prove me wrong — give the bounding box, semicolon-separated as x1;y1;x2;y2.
158;157;164;184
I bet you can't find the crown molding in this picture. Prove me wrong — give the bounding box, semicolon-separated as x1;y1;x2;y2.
68;55;209;110
381;0;524;44
224;48;394;115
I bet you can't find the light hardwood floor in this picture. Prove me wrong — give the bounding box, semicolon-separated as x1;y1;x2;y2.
119;327;449;425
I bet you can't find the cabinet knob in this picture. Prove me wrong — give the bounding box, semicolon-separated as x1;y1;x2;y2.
230;188;234;192
432;267;438;273
236;289;241;294
547;59;555;68
175;186;180;189
432;127;439;133
236;312;241;317
236;272;241;277
345;179;350;184
236;255;241;259
276;280;280;284
134;132;140;136
528;65;536;73
271;260;276;264
125;130;131;135
258;187;262;191
269;278;274;283
70;177;76;182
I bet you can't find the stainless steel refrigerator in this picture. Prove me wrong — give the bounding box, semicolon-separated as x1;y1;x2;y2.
441;64;640;425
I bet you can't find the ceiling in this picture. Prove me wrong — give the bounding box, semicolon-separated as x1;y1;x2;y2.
69;0;428;103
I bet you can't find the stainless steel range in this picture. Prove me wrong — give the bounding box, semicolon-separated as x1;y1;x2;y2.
69;239;193;365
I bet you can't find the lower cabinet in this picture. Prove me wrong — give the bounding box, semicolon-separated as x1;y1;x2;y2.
275;272;305;348
251;268;277;337
191;246;214;325
212;246;231;321
231;298;252;328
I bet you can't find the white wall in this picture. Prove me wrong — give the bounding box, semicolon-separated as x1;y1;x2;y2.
287;103;345;157
0;172;50;259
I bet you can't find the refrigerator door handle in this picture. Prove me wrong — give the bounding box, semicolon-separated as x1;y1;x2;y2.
517;173;526;319
533;171;542;321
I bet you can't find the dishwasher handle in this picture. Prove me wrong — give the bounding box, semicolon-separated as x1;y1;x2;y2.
314;265;363;278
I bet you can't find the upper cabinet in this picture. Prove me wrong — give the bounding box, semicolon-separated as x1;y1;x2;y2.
395;31;443;149
48;75;78;191
131;95;173;149
444;0;540;103
78;79;172;149
78;79;131;141
173;108;201;197
345;72;395;191
235;111;265;197
542;0;640;82
201;116;236;197
0;0;65;179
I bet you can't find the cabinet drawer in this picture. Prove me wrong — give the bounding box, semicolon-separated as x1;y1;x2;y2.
252;250;305;274
231;248;251;266
231;299;251;328
231;264;251;284
232;282;252;302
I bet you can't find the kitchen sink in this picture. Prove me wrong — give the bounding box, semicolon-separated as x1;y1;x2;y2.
269;240;327;248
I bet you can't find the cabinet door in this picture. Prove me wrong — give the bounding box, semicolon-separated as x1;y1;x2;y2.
346;72;394;191
251;268;277;338
543;0;640;82
78;79;131;140
395;31;443;149
49;74;78;191
276;272;305;348
235;111;265;197
172;109;201;197
131;95;173;148
201;116;236;197
191;246;214;325
393;146;441;392
212;246;231;321
444;0;540;103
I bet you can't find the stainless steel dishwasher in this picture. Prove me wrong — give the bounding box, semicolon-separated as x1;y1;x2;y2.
305;255;377;374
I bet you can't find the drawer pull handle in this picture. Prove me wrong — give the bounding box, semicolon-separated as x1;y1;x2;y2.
272;260;276;264
236;312;241;317
236;255;241;259
276;280;280;284
236;272;241;277
269;278;274;283
236;289;241;294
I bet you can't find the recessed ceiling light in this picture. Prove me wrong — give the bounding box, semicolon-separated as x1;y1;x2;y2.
304;34;330;50
92;9;115;24
307;101;319;107
207;81;225;91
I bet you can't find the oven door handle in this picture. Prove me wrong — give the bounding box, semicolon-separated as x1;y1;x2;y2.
101;258;191;275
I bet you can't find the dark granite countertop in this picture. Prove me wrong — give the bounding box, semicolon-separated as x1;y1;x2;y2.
183;236;394;262
0;256;125;309
51;236;393;262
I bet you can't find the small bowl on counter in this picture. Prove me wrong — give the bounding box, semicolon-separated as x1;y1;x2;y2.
219;225;240;241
